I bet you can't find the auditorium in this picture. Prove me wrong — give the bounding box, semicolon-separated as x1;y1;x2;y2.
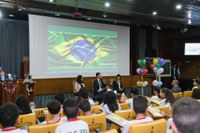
0;0;200;133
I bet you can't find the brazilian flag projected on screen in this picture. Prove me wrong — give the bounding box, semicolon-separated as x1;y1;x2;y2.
47;25;118;73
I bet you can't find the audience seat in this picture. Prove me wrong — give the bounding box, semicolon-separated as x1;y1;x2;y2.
34;107;48;119
128;118;167;133
173;92;183;99
94;101;99;106
103;129;118;133
120;103;129;110
91;105;102;114
156;106;170;115
16;113;36;128
78;113;107;132
29;122;62;133
183;91;192;97
115;109;136;120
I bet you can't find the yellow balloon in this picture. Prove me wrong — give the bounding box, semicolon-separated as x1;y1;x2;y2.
153;58;158;65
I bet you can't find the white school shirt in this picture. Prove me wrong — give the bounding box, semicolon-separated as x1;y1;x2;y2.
55;119;89;133
88;97;95;106
150;95;158;101
123;116;153;133
159;99;170;107
102;103;121;115
0;127;28;133
125;98;133;109
40;117;67;125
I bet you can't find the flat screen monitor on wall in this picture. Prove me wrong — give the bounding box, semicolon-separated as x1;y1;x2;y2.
29;15;130;79
185;43;200;56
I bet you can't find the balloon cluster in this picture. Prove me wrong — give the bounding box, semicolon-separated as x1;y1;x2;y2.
150;58;166;74
136;59;148;75
150;58;166;87
136;59;148;87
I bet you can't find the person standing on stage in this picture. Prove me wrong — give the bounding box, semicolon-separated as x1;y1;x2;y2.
93;72;106;96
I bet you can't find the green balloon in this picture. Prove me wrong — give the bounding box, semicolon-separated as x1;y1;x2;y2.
137;59;142;66
140;59;146;67
156;64;161;69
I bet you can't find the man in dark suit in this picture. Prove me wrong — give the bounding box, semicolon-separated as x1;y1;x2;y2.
93;72;106;96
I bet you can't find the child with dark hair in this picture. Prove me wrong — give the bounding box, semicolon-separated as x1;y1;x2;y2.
102;91;121;115
40;100;67;124
16;95;32;114
79;100;93;116
150;87;160;101
171;97;200;133
125;88;139;109
123;95;153;133
79;88;95;106
55;98;89;133
54;94;65;105
159;88;175;106
0;103;28;133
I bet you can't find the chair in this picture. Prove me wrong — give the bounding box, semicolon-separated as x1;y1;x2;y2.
34;107;48;119
183;91;192;97
115;109;136;120
173;92;182;99
156;106;170;115
94;101;99;106
91;105;102;114
78;113;107;132
29;122;62;133
103;129;118;133
16;113;36;128
120;103;129;110
128;118;167;133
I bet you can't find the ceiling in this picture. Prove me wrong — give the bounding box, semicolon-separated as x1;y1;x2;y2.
0;0;200;29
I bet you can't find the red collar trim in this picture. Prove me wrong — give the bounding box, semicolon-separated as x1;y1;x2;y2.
136;116;146;120
47;117;61;124
68;118;79;122
2;127;17;131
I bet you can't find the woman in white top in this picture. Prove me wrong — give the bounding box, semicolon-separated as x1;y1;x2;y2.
102;91;121;115
74;75;85;96
150;87;160;101
159;88;175;106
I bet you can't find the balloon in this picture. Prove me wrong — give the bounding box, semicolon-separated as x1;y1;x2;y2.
158;58;164;65
137;81;143;86
153;67;157;74
140;59;146;67
143;81;148;87
152;80;158;86
157;68;164;74
137;59;142;66
161;61;166;66
153;58;158;65
136;68;141;74
156;64;161;69
150;63;155;69
139;70;143;75
157;81;163;87
142;68;148;74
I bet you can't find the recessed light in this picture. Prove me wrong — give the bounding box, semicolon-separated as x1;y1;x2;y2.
105;2;110;7
103;13;108;18
87;18;92;20
152;11;157;15
0;11;2;18
176;4;182;10
55;13;60;16
49;0;54;3
9;14;14;17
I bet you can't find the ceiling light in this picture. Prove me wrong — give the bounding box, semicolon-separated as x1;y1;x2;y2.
9;14;14;17
87;17;92;20
153;23;161;30
105;2;110;7
103;13;108;18
49;0;54;2
0;11;2;18
152;11;157;15
187;11;191;18
181;27;188;33
176;4;182;10
55;13;60;16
